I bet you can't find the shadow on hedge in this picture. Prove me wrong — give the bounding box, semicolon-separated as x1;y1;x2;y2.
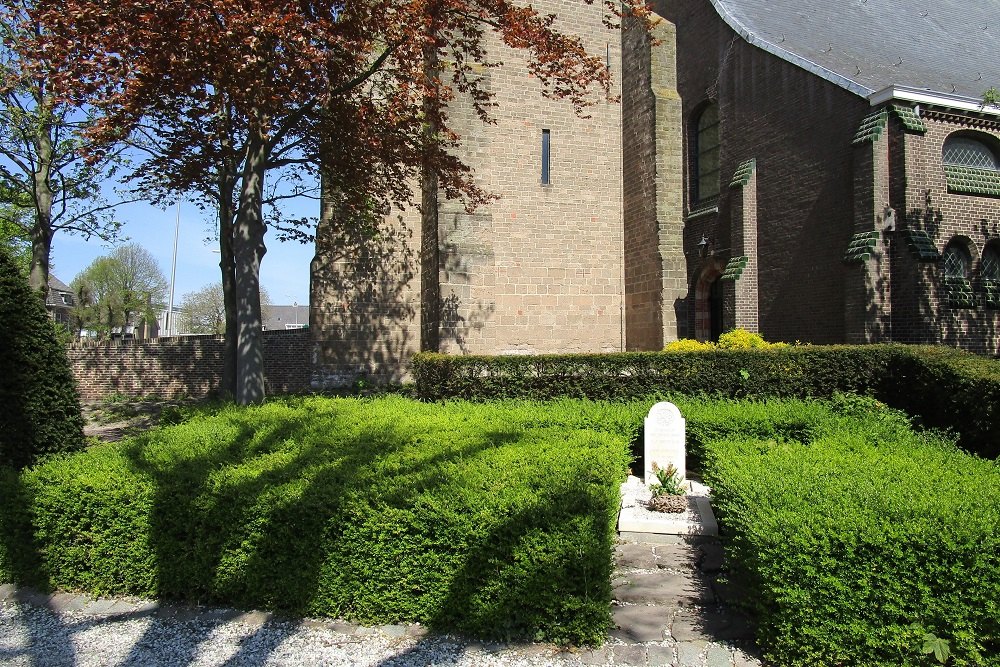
106;405;615;646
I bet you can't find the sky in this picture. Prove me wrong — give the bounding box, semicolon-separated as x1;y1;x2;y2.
49;198;317;308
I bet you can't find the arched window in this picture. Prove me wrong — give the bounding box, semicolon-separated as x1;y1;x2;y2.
983;242;1000;307
942;239;972;278
982;242;1000;282
942;134;1000;170
693;104;720;203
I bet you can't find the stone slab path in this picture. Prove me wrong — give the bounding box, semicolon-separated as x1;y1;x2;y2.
604;534;763;666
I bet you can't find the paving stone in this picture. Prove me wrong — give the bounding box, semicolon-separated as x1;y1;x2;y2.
199;608;242;623
380;624;408;637
405;624;428;638
578;646;612;665
16;589;56;608
239;610;273;627
706;644;733;667
676;641;706;667
733;648;763;667
670;608;754;643
697;543;725;573
329;621;358;635
81;598;117;615
616;542;659;570
647;645;676;666
130;600;160;615
47;592;81;612
611;604;672;643
669;610;707;643
614;572;713;606
710;578;748;606
653;544;699;569
107;600;142;615
612;644;647;665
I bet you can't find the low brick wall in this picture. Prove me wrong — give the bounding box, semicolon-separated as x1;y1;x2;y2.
68;330;312;402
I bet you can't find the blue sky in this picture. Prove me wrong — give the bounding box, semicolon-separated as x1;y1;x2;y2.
50;199;316;307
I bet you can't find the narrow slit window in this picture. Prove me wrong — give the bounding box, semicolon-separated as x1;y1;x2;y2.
541;129;551;185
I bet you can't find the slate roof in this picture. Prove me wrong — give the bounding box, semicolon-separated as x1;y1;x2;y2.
709;0;1000;102
46;275;75;308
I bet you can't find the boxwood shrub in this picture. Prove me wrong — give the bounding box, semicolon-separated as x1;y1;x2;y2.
412;345;1000;458
4;396;634;645
697;398;1000;667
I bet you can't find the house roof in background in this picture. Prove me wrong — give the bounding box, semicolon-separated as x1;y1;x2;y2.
46;275;75;308
263;304;309;331
709;0;1000;105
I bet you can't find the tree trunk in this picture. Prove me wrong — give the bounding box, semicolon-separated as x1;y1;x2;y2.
28;114;54;297
420;16;441;352
232;132;268;405
214;93;239;400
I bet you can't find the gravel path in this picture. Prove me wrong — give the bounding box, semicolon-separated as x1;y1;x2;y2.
0;588;635;667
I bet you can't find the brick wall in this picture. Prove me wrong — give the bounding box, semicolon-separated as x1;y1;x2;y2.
661;0;875;343
69;330;312;402
894;112;1000;355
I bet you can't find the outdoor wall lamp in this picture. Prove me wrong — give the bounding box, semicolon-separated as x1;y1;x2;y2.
697;235;712;257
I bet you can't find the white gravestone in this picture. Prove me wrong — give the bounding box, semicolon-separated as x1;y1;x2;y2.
644;402;686;487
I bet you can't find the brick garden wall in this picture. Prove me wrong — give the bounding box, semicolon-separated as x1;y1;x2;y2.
68;330;312;402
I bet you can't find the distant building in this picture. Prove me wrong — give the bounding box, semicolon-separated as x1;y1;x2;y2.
263;304;308;331
45;276;75;328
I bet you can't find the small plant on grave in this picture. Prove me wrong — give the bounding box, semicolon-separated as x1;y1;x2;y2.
647;463;687;513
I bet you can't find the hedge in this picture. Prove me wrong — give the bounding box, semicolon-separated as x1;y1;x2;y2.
412;345;1000;458
1;396;634;645
695;396;1000;666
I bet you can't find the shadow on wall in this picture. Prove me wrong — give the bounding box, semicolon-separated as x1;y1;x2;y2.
310;212;417;387
904;207;999;355
66;331;313;402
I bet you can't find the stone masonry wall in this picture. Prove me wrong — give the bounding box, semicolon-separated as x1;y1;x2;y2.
622;14;686;350
69;330;312;402
311;0;631;386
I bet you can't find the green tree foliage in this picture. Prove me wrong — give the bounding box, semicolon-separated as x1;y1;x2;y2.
0;0;129;296
70;243;167;337
0;199;29;275
0;242;84;470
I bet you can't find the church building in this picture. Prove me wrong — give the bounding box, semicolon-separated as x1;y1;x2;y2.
310;0;1000;386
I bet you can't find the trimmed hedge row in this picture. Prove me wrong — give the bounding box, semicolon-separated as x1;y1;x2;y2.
1;397;633;645
412;345;1000;458
694;397;1000;667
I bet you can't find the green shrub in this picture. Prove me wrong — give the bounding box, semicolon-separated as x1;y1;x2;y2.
664;338;716;352
0;245;85;470
716;328;787;350
698;403;1000;666
412;345;1000;459
12;396;632;645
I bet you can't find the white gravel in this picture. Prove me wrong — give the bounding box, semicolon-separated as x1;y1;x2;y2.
0;598;599;667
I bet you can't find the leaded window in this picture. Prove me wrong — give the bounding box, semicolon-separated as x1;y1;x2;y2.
983;243;1000;281
943;242;971;278
943;136;1000;170
694;104;720;203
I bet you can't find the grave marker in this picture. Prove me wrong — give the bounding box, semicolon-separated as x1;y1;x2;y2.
644;402;685;486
